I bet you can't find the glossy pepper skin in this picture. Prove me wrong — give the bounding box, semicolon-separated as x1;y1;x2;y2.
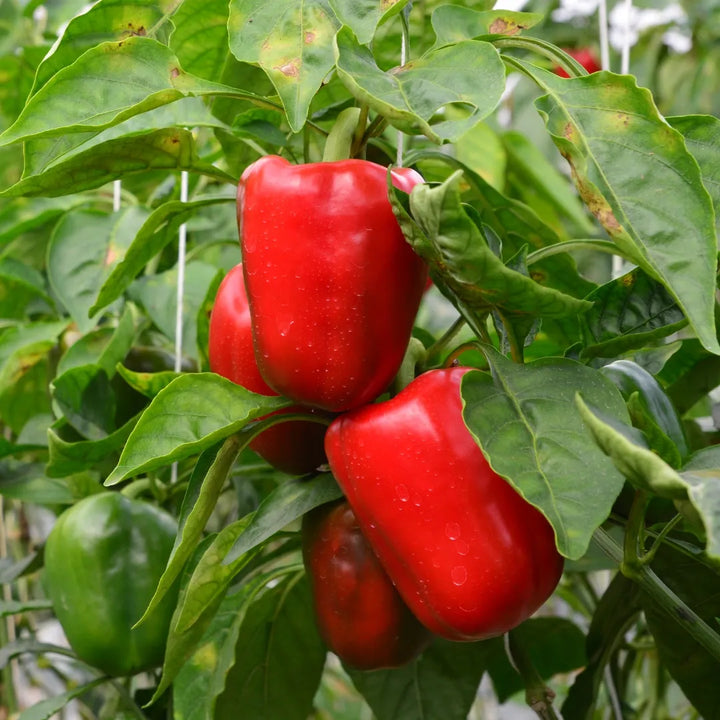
208;264;328;475
44;493;179;677
302;499;431;670
325;367;564;641
238;155;428;413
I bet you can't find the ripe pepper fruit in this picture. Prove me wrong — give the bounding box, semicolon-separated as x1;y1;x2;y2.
43;492;179;677
554;47;601;77
208;263;328;475
237;155;428;413
302;499;431;670
325;367;564;641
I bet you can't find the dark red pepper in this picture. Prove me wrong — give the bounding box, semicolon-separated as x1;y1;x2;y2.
325;367;564;641
208;263;327;475
302;499;431;670
555;47;602;77
237;156;428;413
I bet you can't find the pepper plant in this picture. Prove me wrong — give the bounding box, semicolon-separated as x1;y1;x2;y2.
1;1;720;718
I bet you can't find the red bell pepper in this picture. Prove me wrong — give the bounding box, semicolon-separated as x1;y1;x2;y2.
555;47;601;77
208;263;327;475
237;156;428;413
302;499;431;670
324;367;564;641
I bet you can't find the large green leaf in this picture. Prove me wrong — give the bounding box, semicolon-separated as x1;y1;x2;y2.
577;397;720;560
348;639;492;720
392;172;591;330
668;114;720;234
169;0;229;81
431;5;543;47
172;473;342;634
104;374;288;485
0;196;93;245
0;37;269;146
227;0;341;133
30;0;166;94
512;63;719;355
462;350;628;560
213;574;326;720
336;29;506;143
47;206;149;331
329;0;408;45
1;129;231;198
90;195;233;315
581;267;687;359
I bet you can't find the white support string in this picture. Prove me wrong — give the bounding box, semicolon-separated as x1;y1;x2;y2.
396;9;409;167
598;0;610;72
112;179;122;213
170;169;189;485
620;0;634;75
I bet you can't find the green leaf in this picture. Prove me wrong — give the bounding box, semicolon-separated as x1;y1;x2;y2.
393;172;591;329
173;473;342;634
431;6;543;47
581;267;687;360
104;374;288;486
47;207;148;330
172;579;256;720
22;97;224;179
136;442;241;628
0;599;53;617
0;462;74;504
501;129;596;237
462;351;628;560
0;36;268;146
214;574;326;720
228;0;341;133
0;438;46;460
681;448;720;560
46;414;136;478
18;679;108;720
0;321;67;396
128;261;219;361
348;639;492;720
336;29;506;143
518;64;719;355
640;544;720;719
329;0;409;45
0;196;92;245
169;0;229;81
57;304;138;377
116;365;179;398
1;129;230;198
0;554;43;585
51;365;116;440
405;149;596;301
30;0;165;95
668;114;720;235
90;196;233;315
562;573;641;720
0;258;52;319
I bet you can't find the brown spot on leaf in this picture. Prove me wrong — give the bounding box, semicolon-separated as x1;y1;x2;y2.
105;245;118;267
275;59;300;78
170;67;180;79
530;270;547;283
563;122;577;141
305;31;315;44
616;112;630;127
621;273;635;288
489;18;509;34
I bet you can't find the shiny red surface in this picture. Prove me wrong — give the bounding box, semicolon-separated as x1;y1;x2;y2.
325;367;564;641
302;500;431;669
238;155;428;412
208;264;327;475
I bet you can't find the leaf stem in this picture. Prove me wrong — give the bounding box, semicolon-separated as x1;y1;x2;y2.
493;36;588;78
506;631;559;720
423;317;467;369
593;526;720;661
526;239;627;265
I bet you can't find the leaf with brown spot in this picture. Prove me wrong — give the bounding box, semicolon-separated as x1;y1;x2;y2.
510;61;719;355
431;5;543;47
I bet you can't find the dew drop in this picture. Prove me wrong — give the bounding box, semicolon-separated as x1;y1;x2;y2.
445;522;461;541
451;566;467;587
456;540;470;556
395;484;410;502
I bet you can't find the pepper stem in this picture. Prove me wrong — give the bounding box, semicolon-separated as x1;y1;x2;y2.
322;107;363;162
506;631;559;720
